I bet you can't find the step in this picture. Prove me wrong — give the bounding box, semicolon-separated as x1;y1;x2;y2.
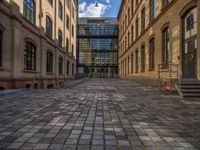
181;89;200;93
182;93;200;97
181;85;200;89
180;82;200;85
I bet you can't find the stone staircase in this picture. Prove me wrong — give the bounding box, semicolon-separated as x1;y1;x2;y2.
175;79;200;97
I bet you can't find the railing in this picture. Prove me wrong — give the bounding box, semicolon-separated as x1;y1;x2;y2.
158;62;182;91
177;66;183;90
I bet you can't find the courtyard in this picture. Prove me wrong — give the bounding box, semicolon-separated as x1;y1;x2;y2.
0;79;199;150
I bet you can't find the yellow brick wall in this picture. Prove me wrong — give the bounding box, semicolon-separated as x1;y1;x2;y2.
118;0;200;80
0;0;77;88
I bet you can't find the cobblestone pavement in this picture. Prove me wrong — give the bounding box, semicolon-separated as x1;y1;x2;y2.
0;79;200;150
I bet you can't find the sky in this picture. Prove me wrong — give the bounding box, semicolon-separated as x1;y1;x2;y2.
78;0;122;18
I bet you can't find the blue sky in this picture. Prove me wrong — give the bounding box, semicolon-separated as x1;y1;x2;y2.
78;0;122;18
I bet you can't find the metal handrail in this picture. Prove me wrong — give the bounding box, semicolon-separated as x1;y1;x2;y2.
177;66;183;89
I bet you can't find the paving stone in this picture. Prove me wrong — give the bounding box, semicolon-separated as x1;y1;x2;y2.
7;142;23;149
63;145;76;150
48;144;63;150
34;143;50;149
0;79;199;149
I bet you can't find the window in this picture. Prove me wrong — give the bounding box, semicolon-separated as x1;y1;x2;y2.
186;15;194;31
125;58;127;74
131;0;134;15
72;63;74;76
66;15;69;30
135;0;138;6
135;17;139;37
128;32;130;47
149;38;155;70
23;0;36;24
72;25;74;37
128;8;130;22
72;44;74;56
162;0;169;6
131;25;134;43
24;42;36;70
58;30;62;47
46;16;52;39
59;57;63;74
67;61;70;75
125;36;127;49
0;30;2;67
58;1;63;20
46;51;53;73
141;45;145;72
131;53;134;74
150;0;155;21
128;56;130;74
135;50;138;73
141;7;146;31
48;0;53;6
72;5;75;19
66;38;69;52
162;27;170;65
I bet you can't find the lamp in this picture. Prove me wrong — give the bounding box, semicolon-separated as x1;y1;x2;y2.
95;2;99;7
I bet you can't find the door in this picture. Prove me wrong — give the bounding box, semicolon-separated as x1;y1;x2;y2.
183;39;197;78
182;7;197;78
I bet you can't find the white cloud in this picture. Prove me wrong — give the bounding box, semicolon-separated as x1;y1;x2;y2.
106;0;110;4
79;2;110;17
79;2;87;12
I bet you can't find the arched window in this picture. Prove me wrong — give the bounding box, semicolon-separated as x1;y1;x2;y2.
150;0;155;21
131;53;134;74
24;42;36;70
141;7;146;31
149;38;155;70
23;0;36;24
141;45;145;72
72;63;75;76
66;15;69;30
58;30;62;47
0;29;2;67
162;27;170;66
135;50;139;73
46;51;53;73
59;57;63;74
66;38;69;52
135;17;139;37
58;1;63;20
66;61;70;76
46;16;52;39
72;44;74;56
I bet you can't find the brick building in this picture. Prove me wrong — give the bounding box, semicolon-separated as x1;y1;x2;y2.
0;0;77;89
118;0;200;95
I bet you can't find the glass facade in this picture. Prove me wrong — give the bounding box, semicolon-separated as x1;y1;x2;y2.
77;20;118;78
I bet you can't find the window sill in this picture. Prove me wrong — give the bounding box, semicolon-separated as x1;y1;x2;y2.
23;17;36;28
23;70;37;74
148;68;155;71
46;35;53;41
46;72;54;75
161;66;169;70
